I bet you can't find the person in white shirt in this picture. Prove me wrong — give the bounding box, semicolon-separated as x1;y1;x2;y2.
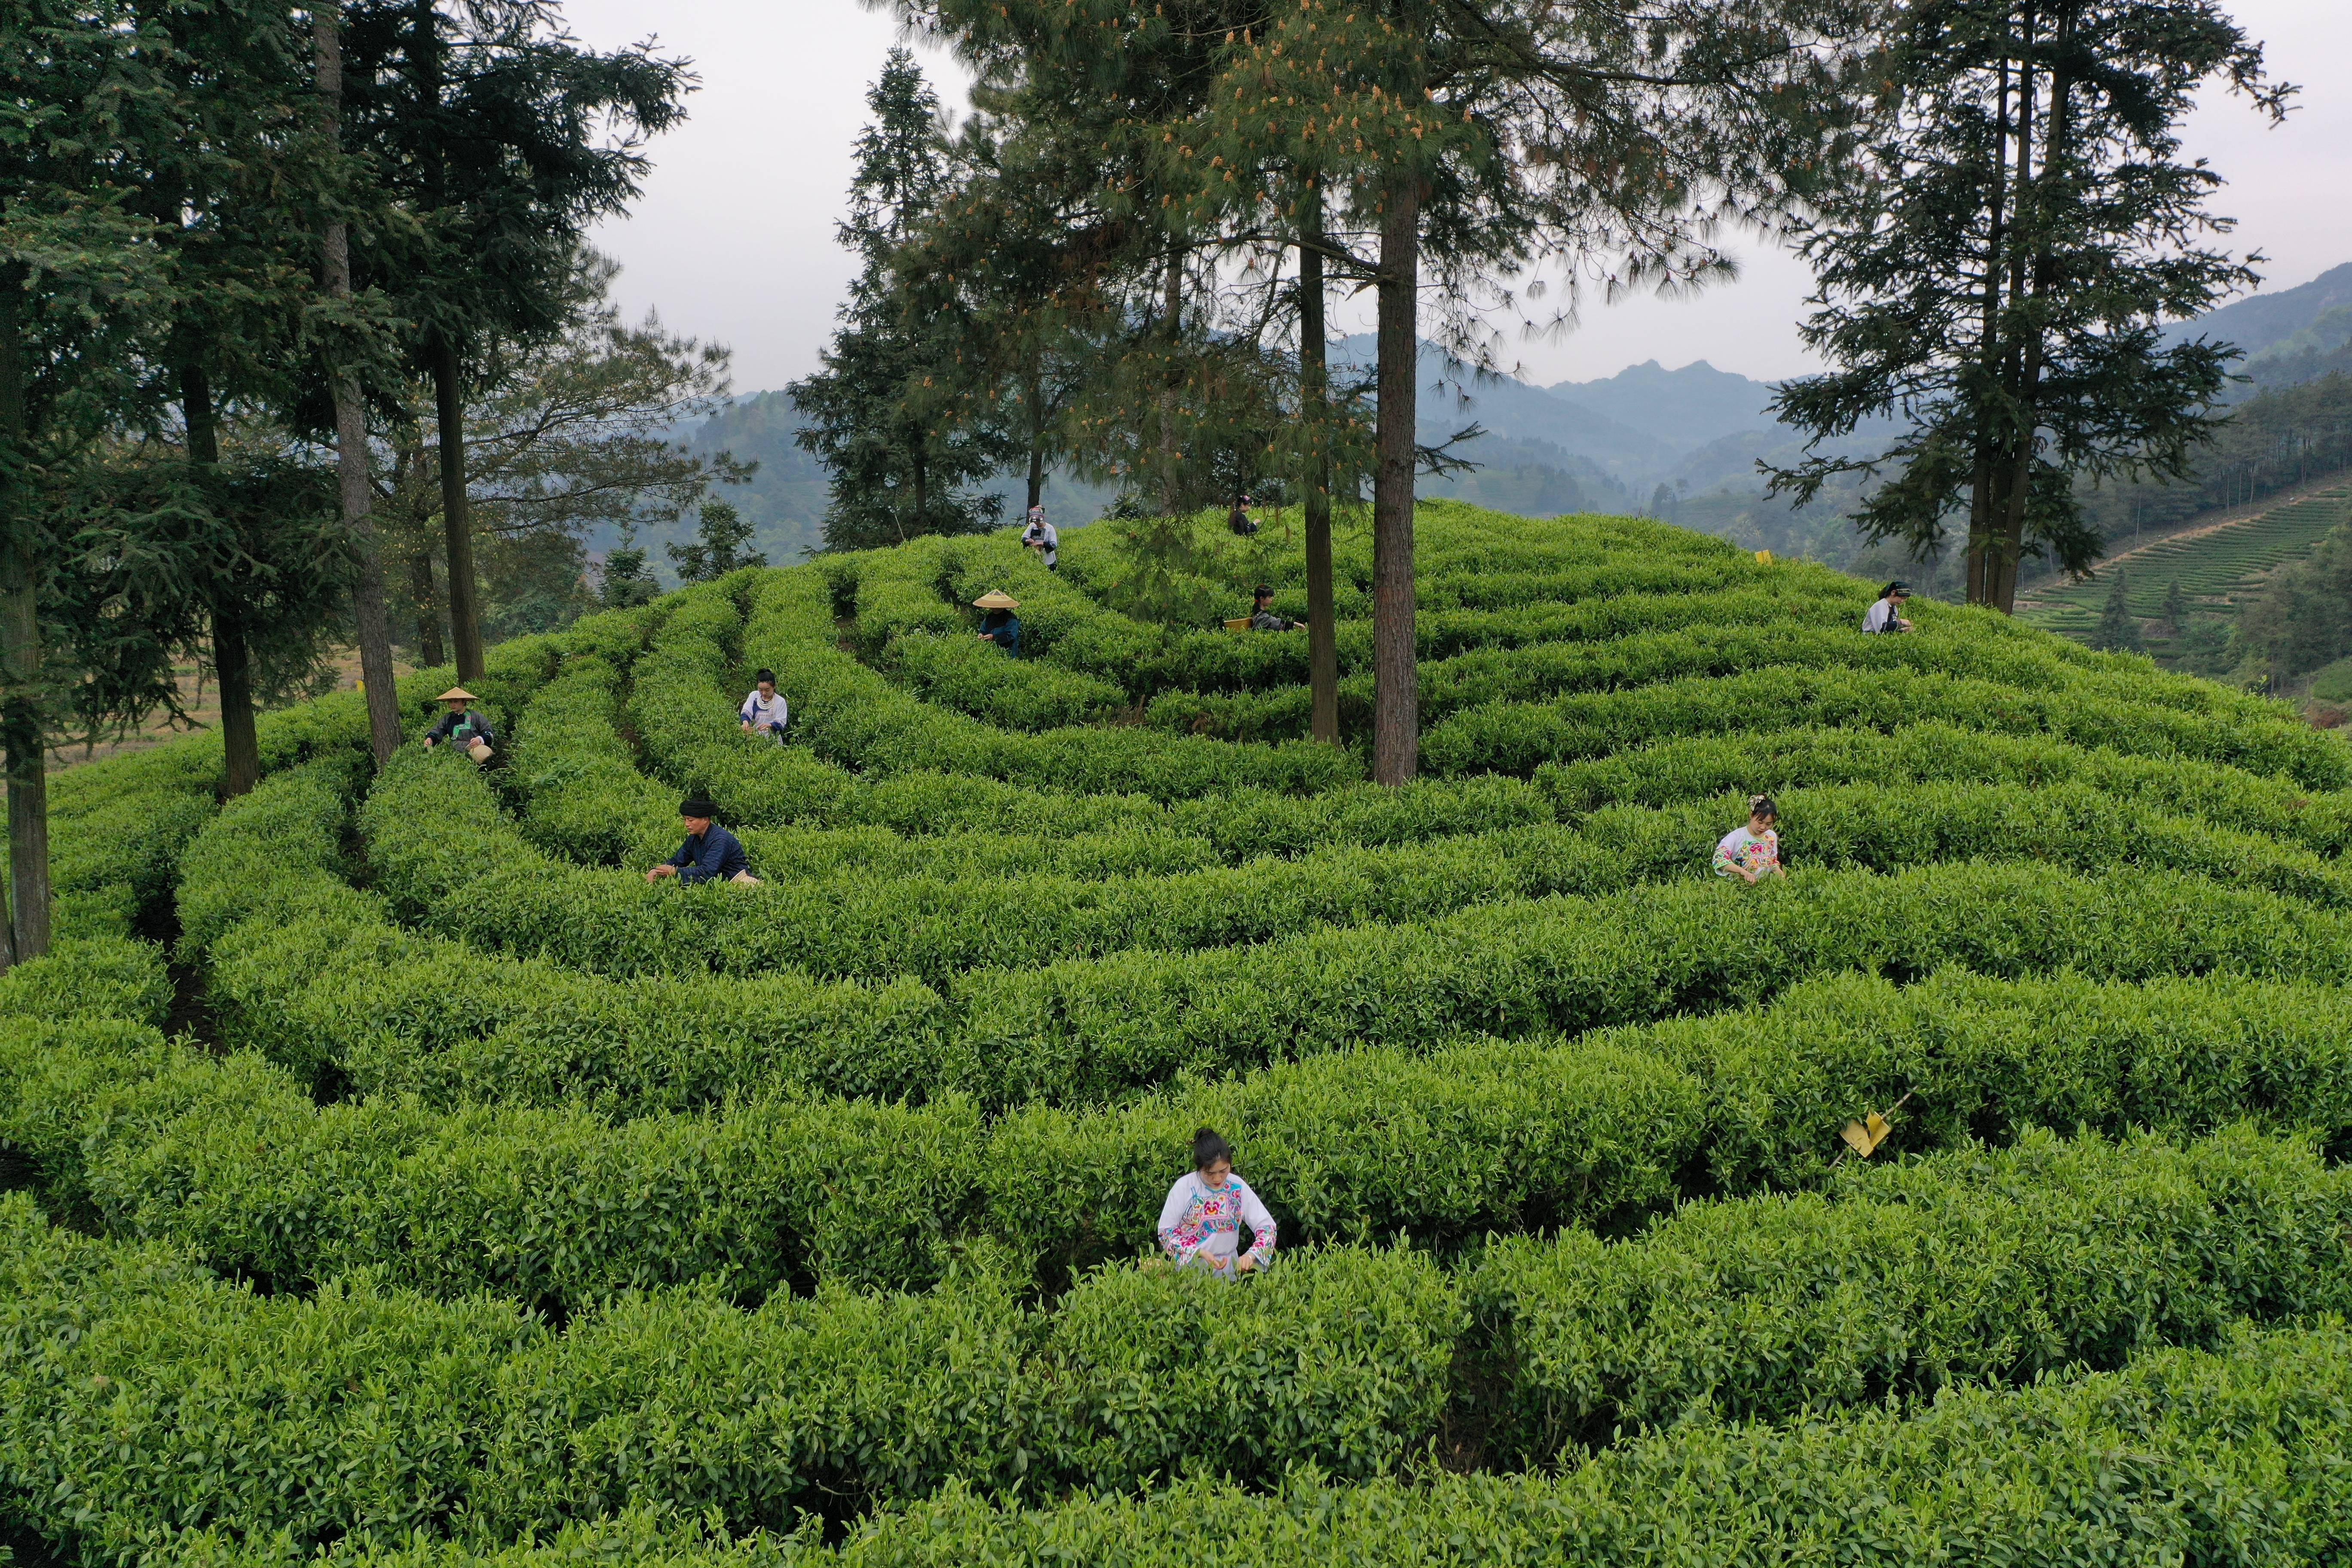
1156;1127;1276;1279
1020;507;1059;569
739;668;788;740
1861;581;1914;633
1713;794;1784;883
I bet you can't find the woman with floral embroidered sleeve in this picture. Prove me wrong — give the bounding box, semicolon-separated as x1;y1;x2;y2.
1157;1127;1277;1279
1713;794;1784;883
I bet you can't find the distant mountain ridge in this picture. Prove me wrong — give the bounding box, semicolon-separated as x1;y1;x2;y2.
679;257;2352;552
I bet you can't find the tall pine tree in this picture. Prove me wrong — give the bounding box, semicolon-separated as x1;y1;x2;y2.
1767;0;2289;611
791;52;1008;550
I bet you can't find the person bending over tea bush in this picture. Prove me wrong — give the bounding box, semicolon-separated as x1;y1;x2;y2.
1158;1127;1277;1279
974;589;1023;657
1249;585;1308;633
1714;794;1784;883
421;687;496;762
739;668;788;741
646;794;760;886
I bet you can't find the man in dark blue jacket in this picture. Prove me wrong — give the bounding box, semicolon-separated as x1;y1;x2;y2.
645;795;758;886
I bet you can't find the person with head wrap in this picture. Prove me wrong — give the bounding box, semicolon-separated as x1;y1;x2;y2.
646;794;759;886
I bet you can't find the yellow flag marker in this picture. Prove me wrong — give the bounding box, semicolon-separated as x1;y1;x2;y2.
1755;548;1773;564
1837;1092;1914;1160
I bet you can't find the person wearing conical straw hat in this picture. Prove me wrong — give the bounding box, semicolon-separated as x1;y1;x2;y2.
422;687;496;762
974;589;1022;657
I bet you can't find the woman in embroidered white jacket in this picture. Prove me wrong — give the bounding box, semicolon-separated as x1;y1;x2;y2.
1156;1127;1277;1279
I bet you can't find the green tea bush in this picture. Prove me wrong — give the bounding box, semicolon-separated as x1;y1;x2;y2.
1464;1126;2352;1461
367;750;2352;990
264;1322;2352;1568
1425;663;2346;786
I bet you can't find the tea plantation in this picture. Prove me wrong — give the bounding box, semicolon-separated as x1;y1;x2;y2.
10;502;2352;1567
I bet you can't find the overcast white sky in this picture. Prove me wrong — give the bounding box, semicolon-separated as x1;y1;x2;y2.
569;0;2352;394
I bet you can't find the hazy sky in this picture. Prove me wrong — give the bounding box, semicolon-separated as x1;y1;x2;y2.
568;0;2352;395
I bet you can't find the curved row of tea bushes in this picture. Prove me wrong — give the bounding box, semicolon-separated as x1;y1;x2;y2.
8;1125;2352;1566
1463;1125;2352;1461
511;643;1554;866
1424;661;2348;787
43;895;2352;1311
0;1194;1453;1564
732;570;1362;801
226;1321;2352;1568
843;536;1130;729
371;746;2352;989
193;766;2352;1115
1538;719;2352;850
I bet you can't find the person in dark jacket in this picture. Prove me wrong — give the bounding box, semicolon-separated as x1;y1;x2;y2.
646;795;759;886
422;687;495;760
1228;494;1259;536
974;589;1023;657
1247;585;1306;632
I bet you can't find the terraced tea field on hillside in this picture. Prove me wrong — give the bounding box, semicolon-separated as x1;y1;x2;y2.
2023;482;2352;638
8;502;2352;1567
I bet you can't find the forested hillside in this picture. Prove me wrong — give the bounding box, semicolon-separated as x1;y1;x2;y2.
10;503;2352;1563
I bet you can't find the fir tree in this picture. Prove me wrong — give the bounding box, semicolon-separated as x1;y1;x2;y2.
338;1;690;678
598;533;659;609
2091;571;2144;652
667;500;766;582
1767;0;2290;612
790;52;1008;551
2162;579;2188;630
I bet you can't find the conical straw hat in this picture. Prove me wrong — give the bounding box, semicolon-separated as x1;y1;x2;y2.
437;686;477;702
972;590;1020;610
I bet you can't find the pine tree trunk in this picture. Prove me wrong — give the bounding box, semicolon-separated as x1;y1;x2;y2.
1024;372;1047;511
1372;176;1421;786
431;336;485;680
1966;56;2014;607
315;3;404;770
0;259;40;965
1160;249;1183;517
178;364;263;797
410;548;445;668
1299;188;1339;746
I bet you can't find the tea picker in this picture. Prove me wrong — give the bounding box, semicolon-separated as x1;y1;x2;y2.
421;687;496;763
740;668;789;741
974;590;1023;657
1156;1127;1276;1279
1247;585;1307;633
646;794;760;887
1020;507;1059;569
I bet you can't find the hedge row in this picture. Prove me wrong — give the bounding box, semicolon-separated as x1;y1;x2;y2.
1539;719;2352;853
40;898;2352;1311
181;763;946;1113
1464;1125;2352;1461
7;1127;2352;1564
736;569;1363;801
513;646;1551;869
1425;661;2349;788
372;748;2352;988
0;1194;1452;1562
198;761;2352;1115
230;1321;2352;1568
845;536;1130;729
